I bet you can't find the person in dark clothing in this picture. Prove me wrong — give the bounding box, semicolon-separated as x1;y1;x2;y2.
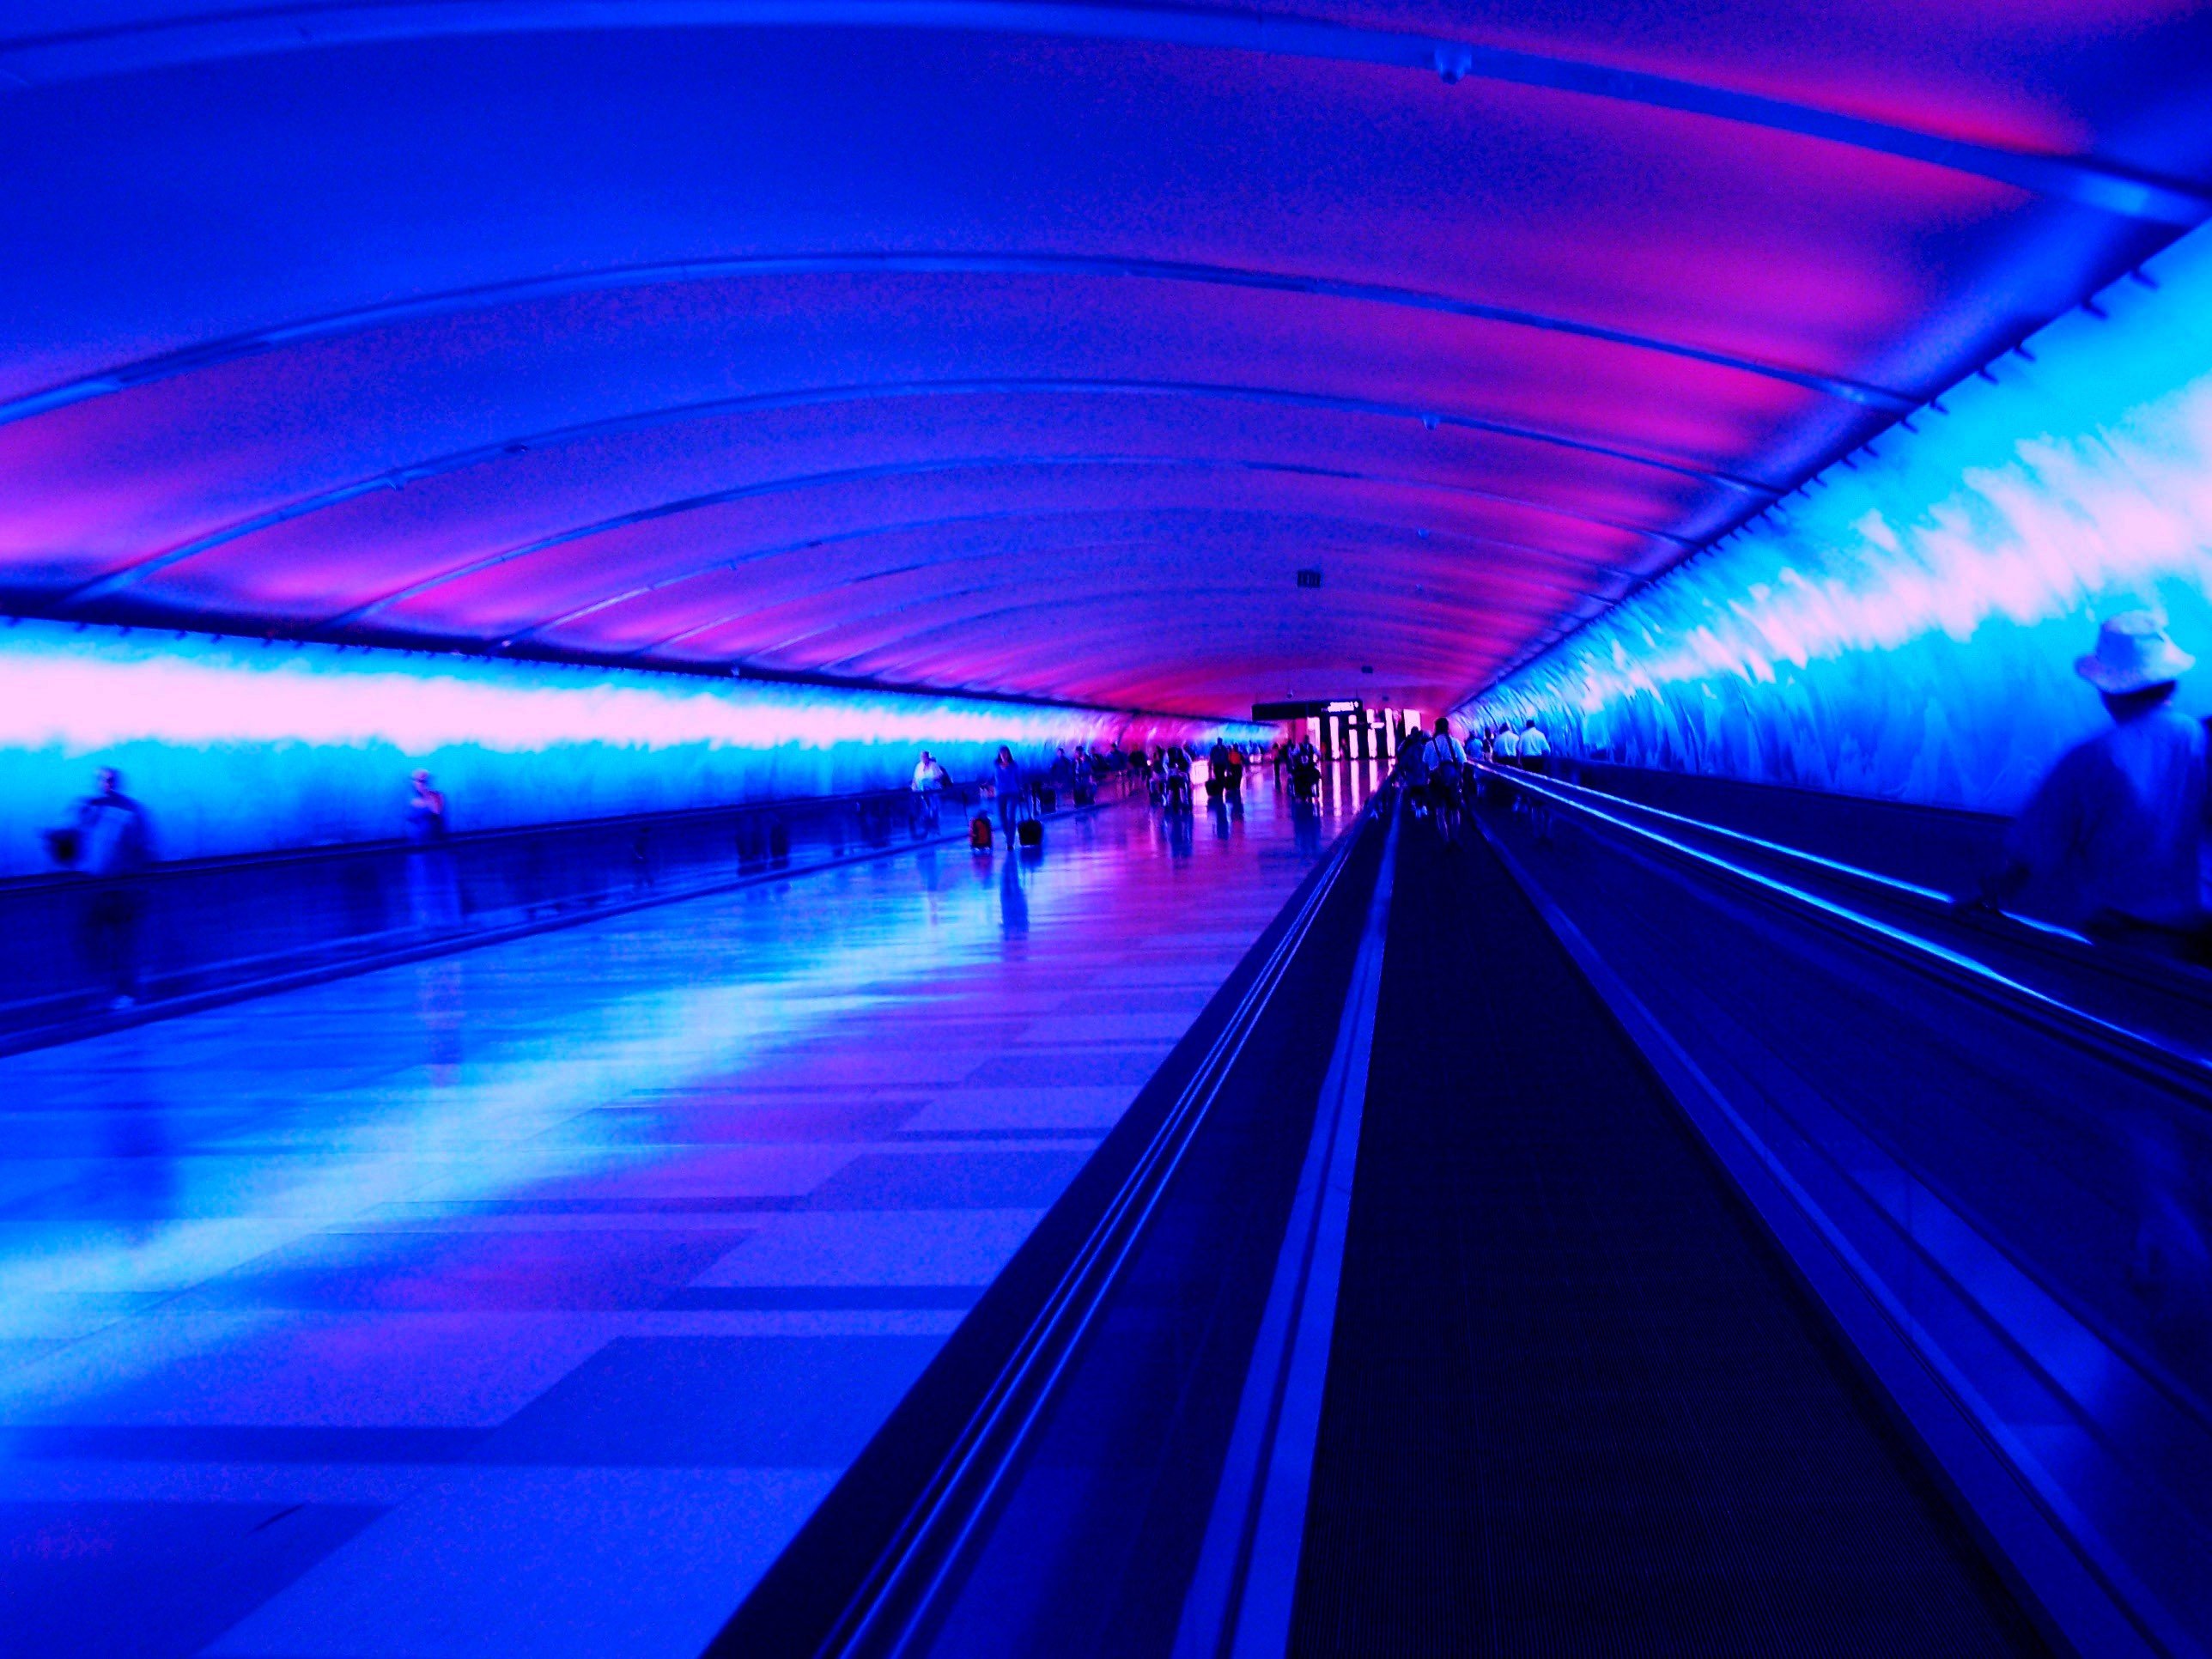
63;768;155;1010
406;769;462;933
1215;739;1246;810
994;746;1024;842
1162;744;1194;813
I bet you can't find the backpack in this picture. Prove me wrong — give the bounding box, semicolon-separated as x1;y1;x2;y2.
969;815;993;850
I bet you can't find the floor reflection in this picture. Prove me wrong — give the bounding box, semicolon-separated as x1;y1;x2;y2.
0;779;1368;1659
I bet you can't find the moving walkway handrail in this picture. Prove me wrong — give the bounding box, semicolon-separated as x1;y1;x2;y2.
1478;763;2212;1099
1534;765;2097;945
1526;766;2212;1038
805;793;1391;1657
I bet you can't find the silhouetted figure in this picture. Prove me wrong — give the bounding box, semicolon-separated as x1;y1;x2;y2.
406;769;462;933
1973;613;2209;957
1162;744;1194;814
61;768;155;1010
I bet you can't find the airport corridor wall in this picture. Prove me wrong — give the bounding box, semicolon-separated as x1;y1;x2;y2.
0;620;1256;876
1462;222;2212;817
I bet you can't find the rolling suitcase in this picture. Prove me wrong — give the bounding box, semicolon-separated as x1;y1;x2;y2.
1018;817;1043;848
969;815;993;850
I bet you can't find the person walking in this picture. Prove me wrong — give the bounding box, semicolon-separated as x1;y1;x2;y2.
1518;719;1553;836
1427;717;1468;835
911;749;946;836
1970;613;2208;957
1163;744;1194;813
1520;719;1551;777
406;769;462;933
1396;725;1432;816
993;745;1025;843
62;768;155;1010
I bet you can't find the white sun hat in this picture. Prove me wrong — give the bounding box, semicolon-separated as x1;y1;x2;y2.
2075;611;2194;694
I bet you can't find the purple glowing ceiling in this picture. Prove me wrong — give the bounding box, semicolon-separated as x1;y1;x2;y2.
3;4;2209;715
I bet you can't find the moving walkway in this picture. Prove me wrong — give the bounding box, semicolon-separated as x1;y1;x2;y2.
716;776;2211;1657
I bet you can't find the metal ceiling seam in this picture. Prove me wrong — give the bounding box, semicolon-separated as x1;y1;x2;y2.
0;252;1910;434
808;593;1493;673
717;566;1572;661
694;575;1533;647
753;577;1547;659
3;0;2203;226
426;502;1604;657
49;374;1765;611
288;451;1680;633
572;517;1628;659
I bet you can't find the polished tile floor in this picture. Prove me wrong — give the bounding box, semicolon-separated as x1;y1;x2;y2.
0;777;1371;1657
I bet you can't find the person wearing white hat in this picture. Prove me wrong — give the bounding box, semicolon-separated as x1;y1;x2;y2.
1971;611;2209;951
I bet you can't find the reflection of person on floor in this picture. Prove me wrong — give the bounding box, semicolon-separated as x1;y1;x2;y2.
1971;614;2209;960
2121;1107;2212;1378
59;768;155;1011
999;842;1029;939
406;769;463;933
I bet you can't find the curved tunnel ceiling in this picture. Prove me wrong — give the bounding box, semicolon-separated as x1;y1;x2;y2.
4;4;2210;715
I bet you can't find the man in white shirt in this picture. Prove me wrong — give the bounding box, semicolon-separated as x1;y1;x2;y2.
1424;718;1469;829
1428;718;1468;769
911;750;947;834
1520;720;1551;774
1494;724;1521;764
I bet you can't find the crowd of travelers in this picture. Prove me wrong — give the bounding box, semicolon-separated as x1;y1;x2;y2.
33;613;2209;1018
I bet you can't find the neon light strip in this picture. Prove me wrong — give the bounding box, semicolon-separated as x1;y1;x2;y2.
1483;766;2211;1076
1523;770;2091;945
0;620;1260;756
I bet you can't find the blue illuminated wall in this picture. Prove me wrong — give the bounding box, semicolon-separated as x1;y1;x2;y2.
1;625;1256;874
1461;225;2212;817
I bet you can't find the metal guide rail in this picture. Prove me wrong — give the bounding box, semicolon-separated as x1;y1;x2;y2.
1475;763;2212;1097
1475;762;2212;1657
714;790;1395;1658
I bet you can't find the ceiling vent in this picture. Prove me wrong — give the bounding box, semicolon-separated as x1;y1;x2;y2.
1296;568;1322;589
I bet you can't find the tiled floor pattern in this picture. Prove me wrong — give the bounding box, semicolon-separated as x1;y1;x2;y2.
0;778;1372;1656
